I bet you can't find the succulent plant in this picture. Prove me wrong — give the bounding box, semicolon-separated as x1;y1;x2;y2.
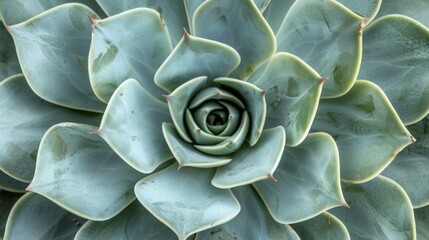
1;0;429;239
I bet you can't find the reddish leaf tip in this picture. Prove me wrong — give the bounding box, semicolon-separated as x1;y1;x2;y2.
162;94;169;101
343;201;350;209
88;15;97;26
267;173;277;182
319;77;329;83
89;130;100;135
183;28;190;38
261;90;267;96
177;164;184;170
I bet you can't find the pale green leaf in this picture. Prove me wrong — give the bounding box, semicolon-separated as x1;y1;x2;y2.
330;176;416;240
0;20;21;80
9;4;105;112
155;33;240;93
89;8;172;102
382;116;429;208
28;123;143;221
337;0;381;22
292;212;350;240
359;15;429;125
415;205;429;239
135;164;240;240
99;79;172;174
376;0;429;27
212;126;285;188
254;132;346;224
75;200;177;240
312;80;414;183
262;0;294;34
0;74;100;182
0;0;106;25
215;77;266;146
0;190;21;237
196;186;300;240
277;0;363;98
249;52;323;146
0;171;27;193
193;0;276;79
162;123;231;168
95;0;188;46
4;192;86;240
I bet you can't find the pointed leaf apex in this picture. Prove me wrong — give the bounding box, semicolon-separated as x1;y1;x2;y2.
89;130;100;135
25;185;32;192
88;15;97;26
268;173;277;182
410;135;416;143
342;201;350;209
177;163;185;170
162;94;169;101
261;90;267;96
359;18;368;35
319;77;329;83
183;28;190;38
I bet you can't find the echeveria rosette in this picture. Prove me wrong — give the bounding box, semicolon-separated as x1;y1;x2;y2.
0;0;428;239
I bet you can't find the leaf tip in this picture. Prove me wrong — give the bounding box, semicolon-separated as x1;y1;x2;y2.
410;135;416;143
183;27;190;38
342;201;350;209
89;130;100;135
162;94;170;101
177;163;185;170
267;173;277;182
359;18;368;35
319;77;329;83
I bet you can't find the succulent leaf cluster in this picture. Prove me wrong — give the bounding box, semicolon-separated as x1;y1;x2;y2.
0;0;429;239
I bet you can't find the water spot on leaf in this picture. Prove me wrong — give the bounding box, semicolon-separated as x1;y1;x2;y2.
92;43;118;73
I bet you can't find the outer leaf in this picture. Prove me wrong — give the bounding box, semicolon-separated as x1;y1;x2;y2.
382;116;429;208
162;123;231;168
95;0;188;46
196;186;300;240
262;0;295;34
292;212;350;240
336;0;381;22
184;0;205;33
359;15;429;125
0;20;21;80
254;132;346;224
9;4;105;112
0;75;100;182
0;190;21;237
376;0;429;27
155;33;240;93
415;205;429;239
75;200;177;240
28;123;143;221
135;164;240;240
249;52;324;146
193;0;276;79
4;192;86;240
312;80;414;183
0;0;106;25
212;126;285;188
215;77;266;146
89;8;172;102
253;0;271;12
0;171;27;193
330;176;416;240
99;79;172;174
276;0;363;98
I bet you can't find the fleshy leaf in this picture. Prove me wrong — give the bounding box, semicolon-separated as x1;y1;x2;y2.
75;200;177;240
0;171;27;193
276;0;363;98
262;0;294;34
253;0;271;12
89;8;172;102
0;20;21;80
415;205;429;239
166;76;207;143
0;190;21;237
254;132;345;224
330;176;416;240
0;74;100;182
99;79;173;174
4;192;86;240
212;126;285;188
162;123;231;168
382;116;429;208
196;186;300;240
155;33;240;93
184;0;205;32
28;123;143;221
312;80;414;183
336;0;381;22
215;77;266;146
358;15;429;125
95;0;188;46
292;212;350;240
249;52;323;146
193;0;276;79
135;164;240;240
184;109;229;145
0;0;106;25
9;4;105;112
376;0;429;27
